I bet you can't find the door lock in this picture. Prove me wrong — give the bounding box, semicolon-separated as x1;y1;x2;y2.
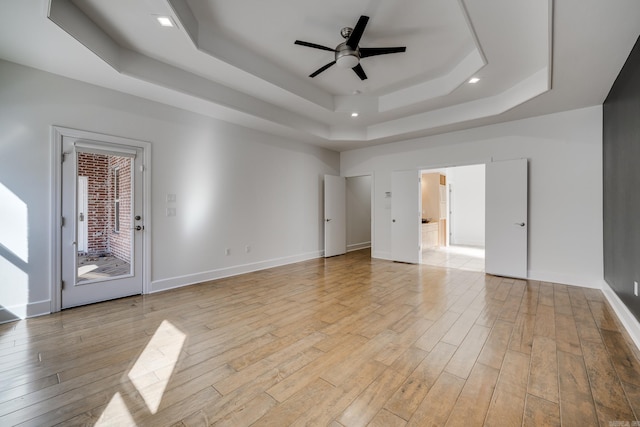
79;212;84;222
135;215;142;221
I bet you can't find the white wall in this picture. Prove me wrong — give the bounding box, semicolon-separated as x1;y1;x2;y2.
346;175;371;251
447;164;485;247
341;106;604;288
0;60;339;319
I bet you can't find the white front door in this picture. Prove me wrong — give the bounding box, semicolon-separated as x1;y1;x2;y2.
485;158;528;278
391;170;422;264
61;136;145;308
324;175;346;257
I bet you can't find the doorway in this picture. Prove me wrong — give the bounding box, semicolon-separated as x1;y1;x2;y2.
324;174;373;258
346;175;372;253
420;164;486;272
52;127;151;311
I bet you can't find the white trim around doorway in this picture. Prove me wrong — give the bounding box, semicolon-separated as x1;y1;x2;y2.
50;126;152;313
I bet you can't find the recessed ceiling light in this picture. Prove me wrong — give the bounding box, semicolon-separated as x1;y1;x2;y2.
351;112;359;118
156;16;175;27
468;77;480;84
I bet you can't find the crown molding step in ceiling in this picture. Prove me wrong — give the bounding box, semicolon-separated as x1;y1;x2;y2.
0;0;637;150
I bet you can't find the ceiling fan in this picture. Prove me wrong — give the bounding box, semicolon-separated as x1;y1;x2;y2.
294;15;407;80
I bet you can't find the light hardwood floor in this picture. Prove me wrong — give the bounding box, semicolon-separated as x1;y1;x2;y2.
1;249;640;426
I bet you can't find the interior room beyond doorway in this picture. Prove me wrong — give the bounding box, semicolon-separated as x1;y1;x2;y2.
420;164;485;271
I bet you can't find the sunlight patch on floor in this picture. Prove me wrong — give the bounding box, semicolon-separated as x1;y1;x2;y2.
96;392;136;426
77;264;98;276
445;245;485;258
422;244;485;272
127;320;186;414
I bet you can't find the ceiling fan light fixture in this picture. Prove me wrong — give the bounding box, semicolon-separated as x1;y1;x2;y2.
336;54;359;69
351;112;359;117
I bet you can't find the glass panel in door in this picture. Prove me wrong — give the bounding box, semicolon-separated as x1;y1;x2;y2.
76;152;133;283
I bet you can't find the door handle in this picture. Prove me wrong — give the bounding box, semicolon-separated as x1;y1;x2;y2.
326;218;331;222
135;225;144;231
514;222;525;227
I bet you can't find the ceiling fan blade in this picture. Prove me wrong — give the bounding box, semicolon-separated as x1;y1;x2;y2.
352;63;367;80
294;40;336;52
310;61;336;77
346;15;369;49
359;46;407;58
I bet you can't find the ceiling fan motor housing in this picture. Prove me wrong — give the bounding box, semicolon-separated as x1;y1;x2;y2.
335;42;360;68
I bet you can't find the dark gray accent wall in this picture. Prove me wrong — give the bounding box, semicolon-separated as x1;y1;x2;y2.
603;35;640;321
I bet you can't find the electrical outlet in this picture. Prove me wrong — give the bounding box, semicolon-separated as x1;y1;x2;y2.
635;281;638;297
225;248;230;256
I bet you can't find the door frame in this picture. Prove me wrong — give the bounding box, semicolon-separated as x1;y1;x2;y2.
50;126;152;313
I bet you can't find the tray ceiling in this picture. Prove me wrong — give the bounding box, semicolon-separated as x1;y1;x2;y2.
0;0;638;150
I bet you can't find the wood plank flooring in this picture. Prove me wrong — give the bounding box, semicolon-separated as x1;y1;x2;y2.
1;249;640;426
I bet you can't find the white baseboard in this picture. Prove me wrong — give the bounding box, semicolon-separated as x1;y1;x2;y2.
601;280;640;351
347;242;371;252
0;299;51;324
527;270;602;289
150;250;324;293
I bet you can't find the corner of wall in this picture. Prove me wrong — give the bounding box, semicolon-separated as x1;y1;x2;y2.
0;300;51;325
602;280;640;351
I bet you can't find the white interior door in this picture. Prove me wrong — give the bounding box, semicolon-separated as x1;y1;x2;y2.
324;174;346;257
77;176;88;253
391;170;421;264
61;136;145;308
485;158;528;278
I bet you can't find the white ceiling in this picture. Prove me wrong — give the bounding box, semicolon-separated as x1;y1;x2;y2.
0;0;638;151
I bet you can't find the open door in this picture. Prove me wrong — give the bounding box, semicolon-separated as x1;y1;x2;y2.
485;158;528;278
391;170;422;264
324;175;346;257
